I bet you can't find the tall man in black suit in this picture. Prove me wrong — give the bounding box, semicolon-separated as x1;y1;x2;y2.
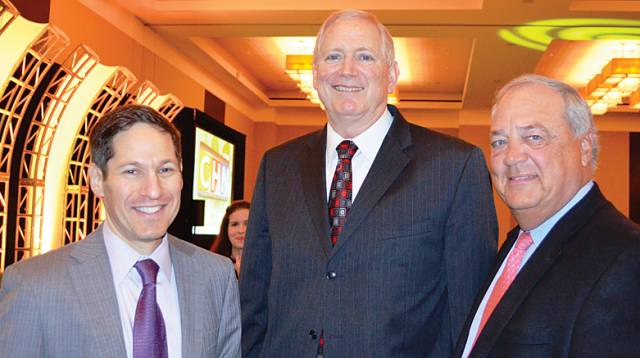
455;74;640;357
240;9;498;357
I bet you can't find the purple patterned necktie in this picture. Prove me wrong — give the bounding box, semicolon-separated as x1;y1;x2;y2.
328;140;358;246
133;259;168;358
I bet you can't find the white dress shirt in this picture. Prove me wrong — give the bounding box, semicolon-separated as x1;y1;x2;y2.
103;222;182;358
461;181;594;357
325;108;394;201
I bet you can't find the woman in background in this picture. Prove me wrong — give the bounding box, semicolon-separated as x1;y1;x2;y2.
210;200;250;276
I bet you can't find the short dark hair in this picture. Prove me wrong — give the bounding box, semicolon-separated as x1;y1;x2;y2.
211;200;251;258
89;104;182;175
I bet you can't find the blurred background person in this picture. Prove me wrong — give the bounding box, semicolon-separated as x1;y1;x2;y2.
211;200;250;276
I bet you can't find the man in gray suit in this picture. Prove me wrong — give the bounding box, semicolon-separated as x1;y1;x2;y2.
0;105;241;357
240;9;497;357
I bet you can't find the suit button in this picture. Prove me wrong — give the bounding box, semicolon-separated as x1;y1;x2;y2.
326;271;337;279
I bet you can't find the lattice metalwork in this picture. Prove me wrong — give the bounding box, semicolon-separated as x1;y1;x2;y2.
0;0;18;36
63;68;136;245
127;80;183;122
15;45;96;264
127;80;159;106
155;94;183;122
0;177;6;266
1;24;68;266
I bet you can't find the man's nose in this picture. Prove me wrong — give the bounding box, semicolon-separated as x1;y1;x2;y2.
340;56;357;76
141;173;162;198
504;142;527;165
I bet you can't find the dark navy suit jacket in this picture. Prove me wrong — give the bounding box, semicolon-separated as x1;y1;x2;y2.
241;105;498;357
454;183;640;357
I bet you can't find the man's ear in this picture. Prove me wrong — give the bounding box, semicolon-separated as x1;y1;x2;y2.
580;132;594;167
312;63;319;91
88;163;105;198
387;61;399;93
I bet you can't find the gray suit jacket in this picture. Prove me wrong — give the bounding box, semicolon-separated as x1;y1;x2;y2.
240;105;498;357
0;225;241;358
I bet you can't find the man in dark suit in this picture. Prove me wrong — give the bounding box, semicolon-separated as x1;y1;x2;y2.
455;74;640;357
240;9;498;357
0;105;241;357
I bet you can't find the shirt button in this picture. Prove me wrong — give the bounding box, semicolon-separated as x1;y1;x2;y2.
326;271;337;279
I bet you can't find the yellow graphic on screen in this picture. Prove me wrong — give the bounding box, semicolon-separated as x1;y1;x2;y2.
193;127;234;235
197;141;231;200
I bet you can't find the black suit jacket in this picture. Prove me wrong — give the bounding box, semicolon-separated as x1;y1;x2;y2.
240;105;498;357
454;183;640;357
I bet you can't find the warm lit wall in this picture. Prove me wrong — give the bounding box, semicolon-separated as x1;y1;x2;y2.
49;0;205;109
595;131;629;215
241;123;321;201
245;122;277;201
224;105;257;201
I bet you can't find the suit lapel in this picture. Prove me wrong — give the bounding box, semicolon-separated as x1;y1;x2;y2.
332;106;412;255
470;227;561;356
68;227;127;358
472;184;609;357
299;127;333;257
453;230;519;357
170;237;202;357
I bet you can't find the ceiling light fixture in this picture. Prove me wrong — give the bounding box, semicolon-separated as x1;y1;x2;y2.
285;54;320;104
580;57;640;115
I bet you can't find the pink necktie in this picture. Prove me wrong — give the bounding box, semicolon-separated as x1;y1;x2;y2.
475;231;534;341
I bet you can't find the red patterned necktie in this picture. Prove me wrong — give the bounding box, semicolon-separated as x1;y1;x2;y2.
473;231;534;344
328;140;358;246
133;259;168;358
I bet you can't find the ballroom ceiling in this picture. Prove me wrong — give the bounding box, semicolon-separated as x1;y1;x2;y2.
96;0;640;115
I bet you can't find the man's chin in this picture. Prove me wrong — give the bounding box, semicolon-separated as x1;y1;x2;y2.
135;230;169;242
504;195;541;212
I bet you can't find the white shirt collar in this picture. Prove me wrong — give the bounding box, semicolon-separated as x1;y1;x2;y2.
526;180;594;246
326;107;394;162
102;221;173;285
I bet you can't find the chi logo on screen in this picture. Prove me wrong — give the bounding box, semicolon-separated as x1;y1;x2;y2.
197;140;231;199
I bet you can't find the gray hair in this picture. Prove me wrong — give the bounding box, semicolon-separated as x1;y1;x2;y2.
492;74;599;167
313;9;395;66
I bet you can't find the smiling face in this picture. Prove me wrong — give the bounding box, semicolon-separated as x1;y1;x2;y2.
313;16;399;137
490;83;594;230
89;122;183;254
227;208;249;251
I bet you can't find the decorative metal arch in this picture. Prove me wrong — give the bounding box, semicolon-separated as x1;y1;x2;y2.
15;45;96;263
0;0;18;36
127;80;184;121
62;68;136;246
154;94;184;122
0;16;68;265
127;80;160;106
